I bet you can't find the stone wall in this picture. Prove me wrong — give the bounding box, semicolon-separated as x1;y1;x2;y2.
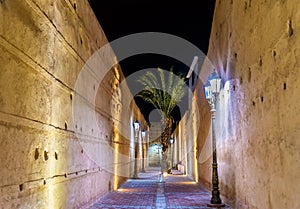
0;0;144;208
199;0;300;208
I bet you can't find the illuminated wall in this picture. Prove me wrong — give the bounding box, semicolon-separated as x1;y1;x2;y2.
176;1;300;208
0;0;144;208
202;0;300;208
175;79;211;182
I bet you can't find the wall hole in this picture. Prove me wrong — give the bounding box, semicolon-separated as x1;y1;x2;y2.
64;121;68;130
43;180;46;185
44;149;49;161
259;56;263;67
240;77;243;85
73;3;76;11
70;93;73;100
244;1;248;11
54;151;58;160
234;52;237;59
233;85;236;91
288;19;294;37
223;61;227;73
81;149;84;154
261;96;264;102
252;101;256;106
34;147;39;160
248;67;252;82
64;173;67;178
80;37;83;45
272;50;277;58
19;184;23;191
283;83;287;90
229;32;232;38
76;172;78;175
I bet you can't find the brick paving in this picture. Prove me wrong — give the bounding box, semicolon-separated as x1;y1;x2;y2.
90;168;232;209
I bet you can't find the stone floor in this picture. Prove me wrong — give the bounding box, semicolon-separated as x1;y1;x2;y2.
89;167;232;209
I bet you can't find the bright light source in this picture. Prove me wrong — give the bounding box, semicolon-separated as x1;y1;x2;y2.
170;137;174;144
133;120;140;132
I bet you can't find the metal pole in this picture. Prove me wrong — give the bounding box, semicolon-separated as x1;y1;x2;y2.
141;137;145;172
159;146;164;182
208;97;225;207
133;132;138;179
170;142;173;168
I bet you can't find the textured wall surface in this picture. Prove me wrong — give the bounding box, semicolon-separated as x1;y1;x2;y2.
198;0;300;208
0;0;144;208
174;66;211;182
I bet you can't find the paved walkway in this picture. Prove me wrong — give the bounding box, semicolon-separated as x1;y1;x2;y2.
90;167;232;209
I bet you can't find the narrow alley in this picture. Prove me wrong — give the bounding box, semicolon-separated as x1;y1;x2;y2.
90;168;231;209
1;0;300;209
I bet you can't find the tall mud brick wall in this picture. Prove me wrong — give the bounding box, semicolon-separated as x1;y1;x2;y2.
0;0;141;208
201;0;300;208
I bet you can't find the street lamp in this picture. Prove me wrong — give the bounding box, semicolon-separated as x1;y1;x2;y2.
133;120;140;179
141;130;146;172
169;137;174;169
204;70;225;207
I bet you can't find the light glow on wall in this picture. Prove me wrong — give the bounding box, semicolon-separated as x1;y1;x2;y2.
216;80;233;146
192;97;199;182
46;131;59;209
48;183;55;209
114;130;120;190
194;136;198;182
179;181;197;185
184;136;188;175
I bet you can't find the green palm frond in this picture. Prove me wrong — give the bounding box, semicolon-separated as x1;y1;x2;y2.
136;67;186;118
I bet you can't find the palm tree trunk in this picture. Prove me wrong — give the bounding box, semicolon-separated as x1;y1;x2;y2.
159;117;173;180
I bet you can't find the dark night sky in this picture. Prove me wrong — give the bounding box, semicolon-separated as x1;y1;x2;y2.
88;0;216;125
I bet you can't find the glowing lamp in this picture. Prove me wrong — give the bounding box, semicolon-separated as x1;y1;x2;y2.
133;120;140;132
204;81;212;100
208;70;222;94
170;137;174;144
141;131;146;139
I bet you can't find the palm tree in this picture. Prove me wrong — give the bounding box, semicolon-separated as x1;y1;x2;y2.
136;67;186;175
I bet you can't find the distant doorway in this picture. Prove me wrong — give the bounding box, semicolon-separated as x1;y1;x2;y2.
148;143;162;167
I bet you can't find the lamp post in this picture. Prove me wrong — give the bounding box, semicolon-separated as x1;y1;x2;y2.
204;70;225;207
133;120;140;179
141;130;146;172
169;137;174;169
158;144;164;182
